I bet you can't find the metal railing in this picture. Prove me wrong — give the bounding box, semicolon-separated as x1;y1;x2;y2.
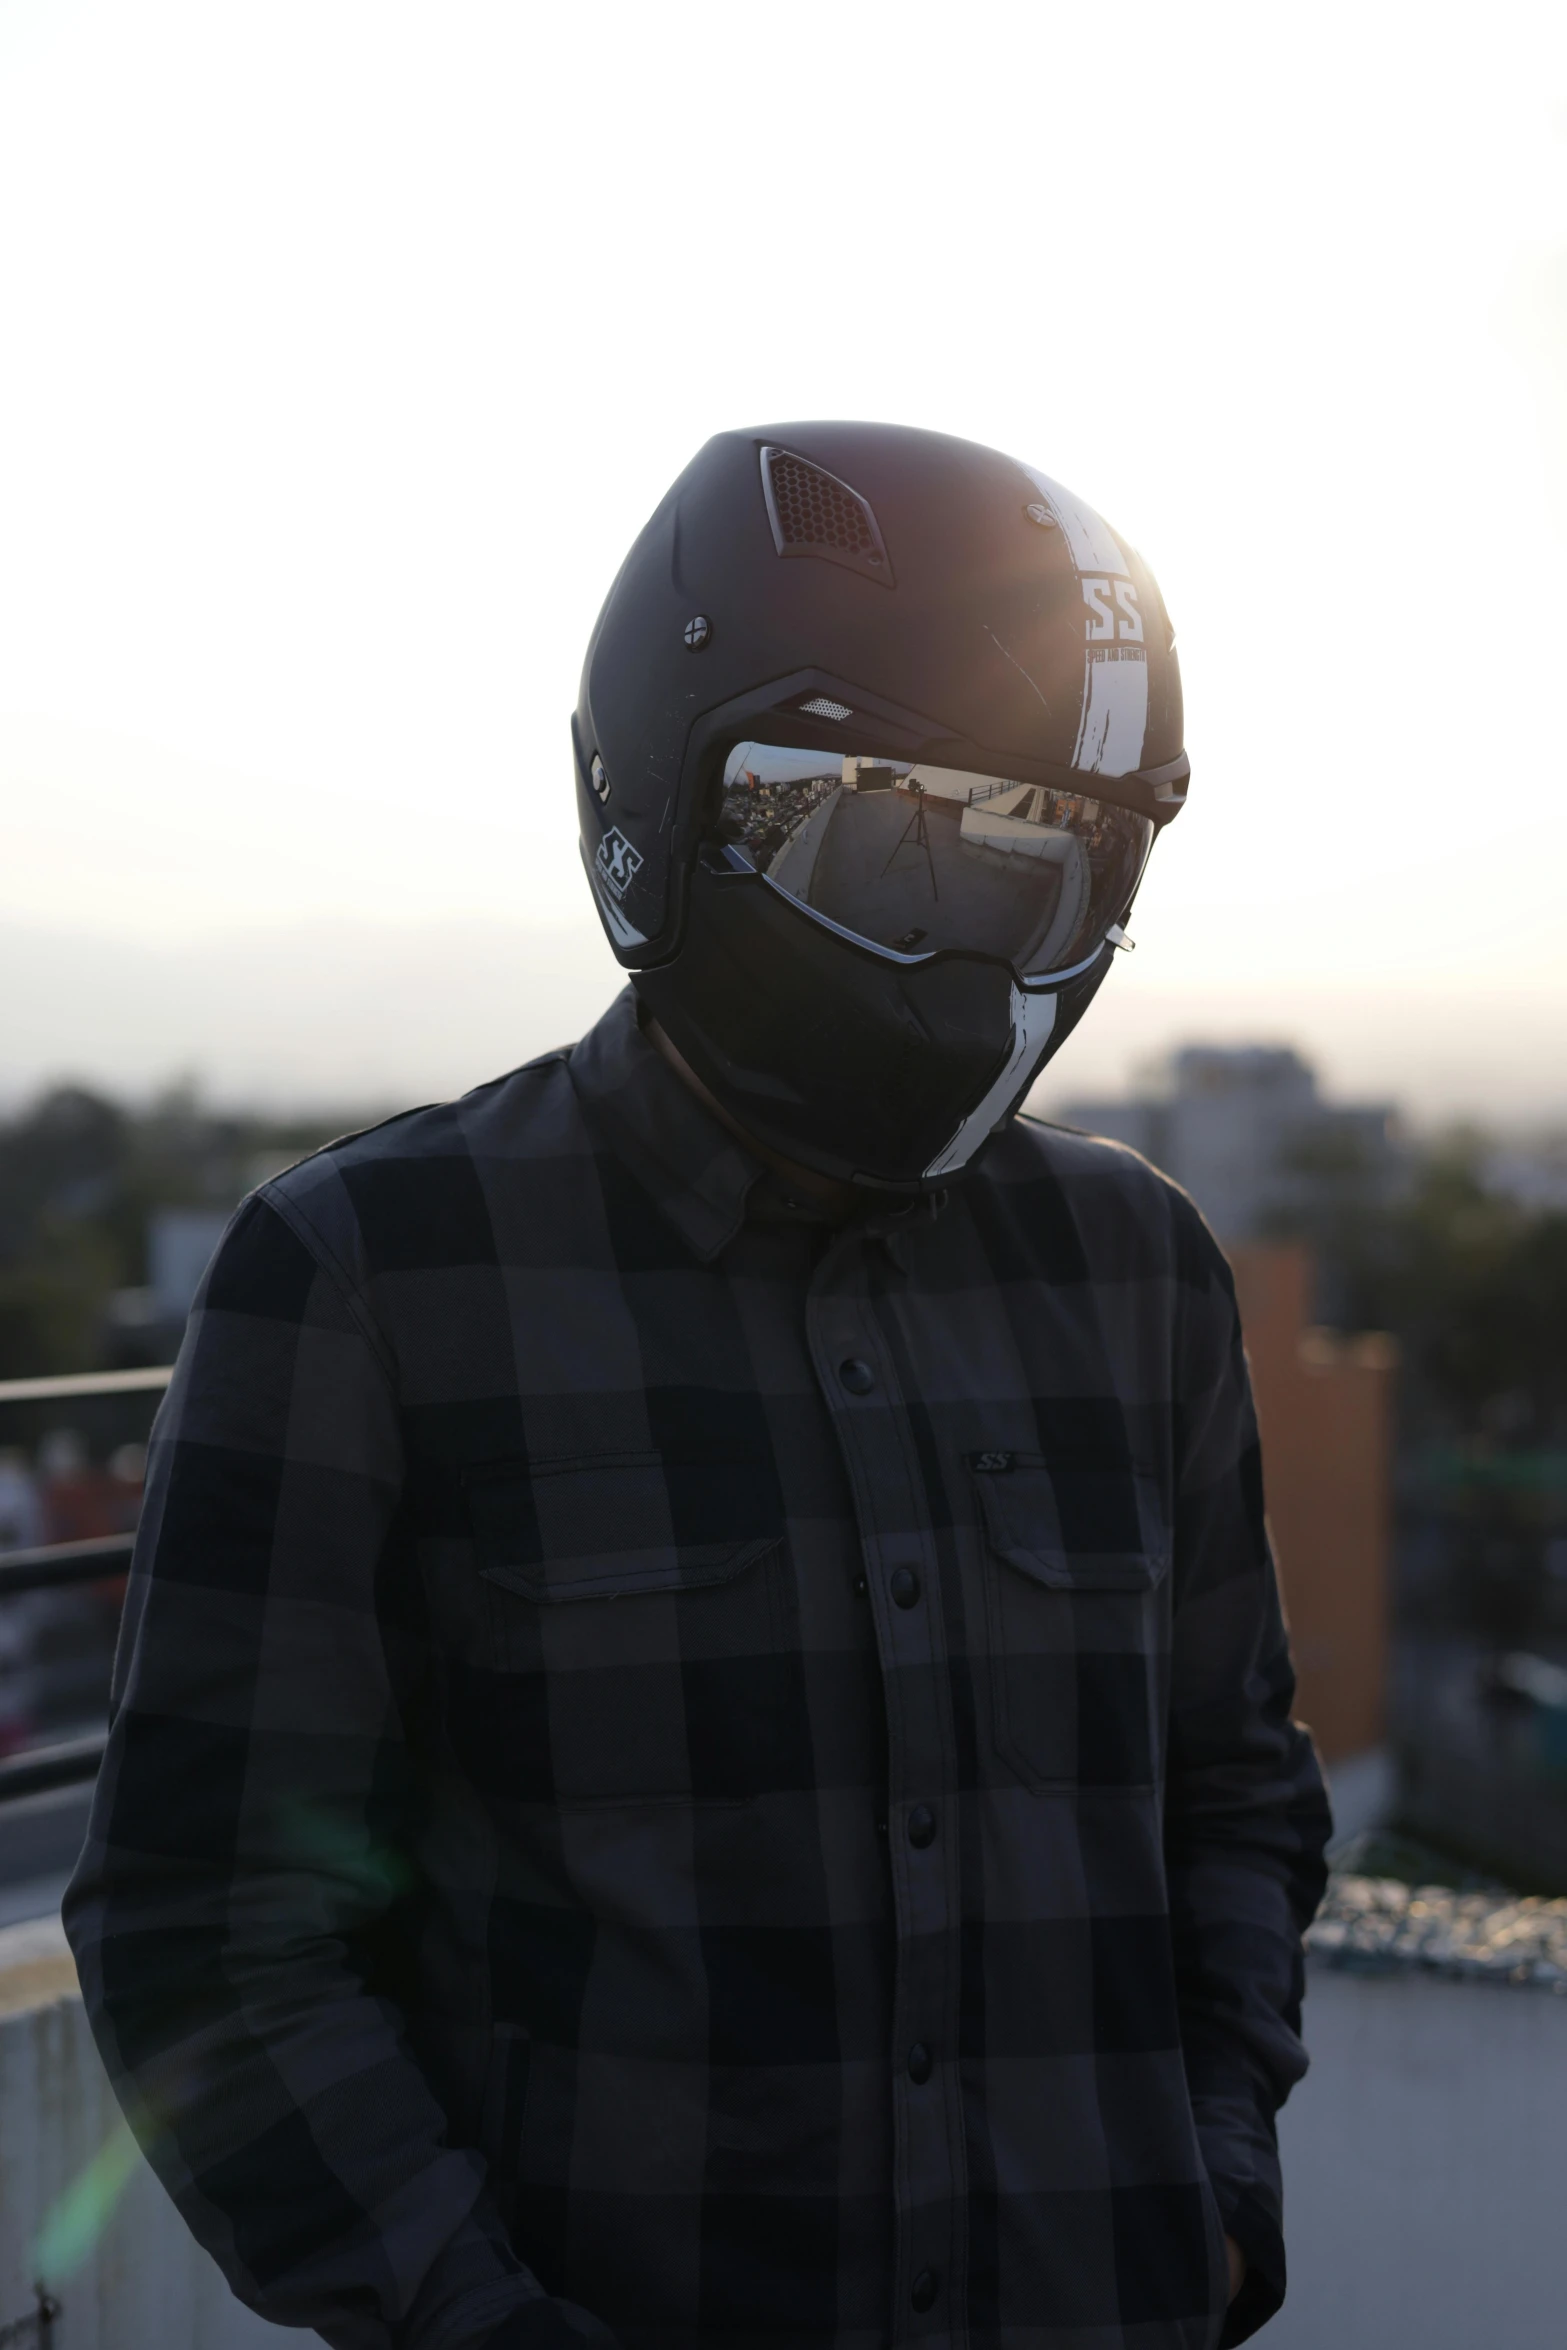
0;1366;173;1806
0;2291;61;2350
0;1368;175;1406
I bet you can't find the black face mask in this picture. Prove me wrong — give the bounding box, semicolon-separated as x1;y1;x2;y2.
631;840;1128;1192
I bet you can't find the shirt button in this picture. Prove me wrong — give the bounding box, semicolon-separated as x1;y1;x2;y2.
853;1575;868;1597
911;2270;939;2313
907;1804;936;1849
838;1357;876;1394
906;2042;932;2084
889;1565;921;1609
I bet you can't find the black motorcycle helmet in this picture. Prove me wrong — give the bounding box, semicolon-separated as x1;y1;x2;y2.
574;421;1188;1189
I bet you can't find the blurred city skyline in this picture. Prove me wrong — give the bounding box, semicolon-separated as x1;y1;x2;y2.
2;5;1566;1123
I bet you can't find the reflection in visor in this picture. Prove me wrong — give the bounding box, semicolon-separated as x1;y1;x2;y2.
716;744;1153;976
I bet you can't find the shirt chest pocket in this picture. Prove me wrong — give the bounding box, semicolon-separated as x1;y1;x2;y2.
973;1452;1171;1793
459;1452;800;1805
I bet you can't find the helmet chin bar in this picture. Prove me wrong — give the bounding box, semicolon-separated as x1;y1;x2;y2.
921;986;1058;1180
630;852;1132;1194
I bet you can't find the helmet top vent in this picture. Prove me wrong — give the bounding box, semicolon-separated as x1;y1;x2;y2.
760;445;894;586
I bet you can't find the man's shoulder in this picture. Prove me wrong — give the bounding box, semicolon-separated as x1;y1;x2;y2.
253;1048;590;1282
976;1111;1224;1285
991;1108;1180;1203
268;1047;583;1184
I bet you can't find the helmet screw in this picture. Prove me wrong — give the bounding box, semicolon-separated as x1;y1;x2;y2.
683;614;712;650
1024;502;1057;529
589;755;611;805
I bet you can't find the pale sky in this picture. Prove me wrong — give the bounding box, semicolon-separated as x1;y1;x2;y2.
2;1;1565;1121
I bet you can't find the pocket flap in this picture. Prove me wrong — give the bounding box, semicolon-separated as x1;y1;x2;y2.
973;1454;1169;1593
466;1452;781;1603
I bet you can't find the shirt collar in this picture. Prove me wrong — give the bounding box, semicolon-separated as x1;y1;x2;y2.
567;986;952;1265
567;988;767;1263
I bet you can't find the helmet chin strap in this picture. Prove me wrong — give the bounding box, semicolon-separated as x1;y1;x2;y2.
921;986;1059;1181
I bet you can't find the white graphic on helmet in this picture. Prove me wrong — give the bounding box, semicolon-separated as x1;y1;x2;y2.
923;986;1058;1181
595;826;643;899
1022;466;1150;780
1080;579;1143;642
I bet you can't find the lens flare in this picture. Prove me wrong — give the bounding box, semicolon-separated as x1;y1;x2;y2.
34;2115;142;2282
278;1797;414;1901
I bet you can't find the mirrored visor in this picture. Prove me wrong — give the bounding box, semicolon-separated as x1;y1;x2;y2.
714;744;1153;977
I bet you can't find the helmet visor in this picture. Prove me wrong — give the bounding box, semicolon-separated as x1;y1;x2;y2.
715;744;1153;978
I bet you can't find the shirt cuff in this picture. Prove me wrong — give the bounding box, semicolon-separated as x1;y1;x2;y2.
1212;2180;1286;2347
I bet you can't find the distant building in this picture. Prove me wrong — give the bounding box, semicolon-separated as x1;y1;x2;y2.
105;1206;232;1367
1481;1136;1567;1215
148;1208;230;1321
1058;1044;1399;1240
840;756;898;791
1227;1244;1395;1764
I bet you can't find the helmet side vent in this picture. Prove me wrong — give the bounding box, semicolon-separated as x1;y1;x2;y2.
760;445;894;587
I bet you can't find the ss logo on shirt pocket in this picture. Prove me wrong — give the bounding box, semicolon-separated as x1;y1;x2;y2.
971;1451;1170;1793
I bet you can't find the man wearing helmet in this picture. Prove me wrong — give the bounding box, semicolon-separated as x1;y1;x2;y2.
68;425;1330;2350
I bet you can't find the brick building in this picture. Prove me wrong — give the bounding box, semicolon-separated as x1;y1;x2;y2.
1228;1243;1396;1764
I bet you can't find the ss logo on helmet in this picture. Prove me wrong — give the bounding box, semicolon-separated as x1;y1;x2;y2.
595;826;643;900
1081;577;1143;643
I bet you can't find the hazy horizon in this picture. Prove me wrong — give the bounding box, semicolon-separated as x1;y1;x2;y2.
5;901;1567;1139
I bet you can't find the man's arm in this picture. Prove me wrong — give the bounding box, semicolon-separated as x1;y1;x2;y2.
64;1194;605;2350
1163;1208;1332;2347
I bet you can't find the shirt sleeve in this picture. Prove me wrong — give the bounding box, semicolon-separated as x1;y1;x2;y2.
1162;1202;1333;2347
63;1193;576;2350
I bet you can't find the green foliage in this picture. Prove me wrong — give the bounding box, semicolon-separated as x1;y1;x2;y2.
1272;1124;1567;1447
0;1212;124;1376
0;1083;362;1379
1384;1143;1567;1439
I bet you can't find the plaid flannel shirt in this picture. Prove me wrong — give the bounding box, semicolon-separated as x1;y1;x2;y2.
66;987;1329;2350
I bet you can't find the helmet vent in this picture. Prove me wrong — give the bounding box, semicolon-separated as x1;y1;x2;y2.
769;452;874;552
799;695;853;722
760;445;894;586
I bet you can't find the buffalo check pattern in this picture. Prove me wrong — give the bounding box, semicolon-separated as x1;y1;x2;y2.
67;988;1329;2350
